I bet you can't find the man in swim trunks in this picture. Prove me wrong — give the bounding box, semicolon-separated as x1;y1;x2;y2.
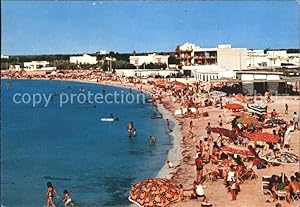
195;153;204;183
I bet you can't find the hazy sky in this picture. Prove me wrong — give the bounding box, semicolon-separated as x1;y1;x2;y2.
2;1;299;55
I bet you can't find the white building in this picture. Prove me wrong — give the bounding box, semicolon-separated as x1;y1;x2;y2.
247;50;300;69
1;54;9;59
23;61;56;70
129;53;169;67
69;54;97;65
175;43;247;80
115;69;179;78
9;64;21;70
97;50;107;55
176;43;247;70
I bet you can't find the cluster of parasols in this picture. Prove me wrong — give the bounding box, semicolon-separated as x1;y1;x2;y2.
129;178;180;207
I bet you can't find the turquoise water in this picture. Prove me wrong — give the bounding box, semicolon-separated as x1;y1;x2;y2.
0;79;173;207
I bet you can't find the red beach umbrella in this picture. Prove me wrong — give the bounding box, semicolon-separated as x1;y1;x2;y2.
154;79;166;87
242;131;280;143
207;127;238;139
223;144;254;157
168;81;187;89
224;103;244;110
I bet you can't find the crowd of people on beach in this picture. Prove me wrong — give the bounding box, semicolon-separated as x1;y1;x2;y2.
145;76;300;205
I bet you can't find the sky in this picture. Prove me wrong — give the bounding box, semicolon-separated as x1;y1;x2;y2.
1;1;299;55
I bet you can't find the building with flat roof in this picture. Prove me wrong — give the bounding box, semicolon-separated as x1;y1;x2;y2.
129;53;169;67
175;42;247;77
69;54;97;65
247;49;300;69
175;43;247;69
23;61;56;70
1;54;9;59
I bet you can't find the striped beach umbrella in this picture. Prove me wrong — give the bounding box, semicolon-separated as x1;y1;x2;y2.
237;116;258;126
129;178;180;207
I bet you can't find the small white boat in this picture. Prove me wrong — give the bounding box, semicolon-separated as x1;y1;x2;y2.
101;118;118;122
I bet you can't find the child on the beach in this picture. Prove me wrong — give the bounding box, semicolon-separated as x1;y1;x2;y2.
218;115;223;126
63;190;75;207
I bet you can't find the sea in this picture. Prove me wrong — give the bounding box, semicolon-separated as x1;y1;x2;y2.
0;79;174;207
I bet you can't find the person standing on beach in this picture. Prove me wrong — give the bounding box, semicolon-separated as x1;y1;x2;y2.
218;115;223;126
166;119;171;132
188;121;194;139
292;112;299;130
195;153;204;183
285;104;288;114
45;182;59;207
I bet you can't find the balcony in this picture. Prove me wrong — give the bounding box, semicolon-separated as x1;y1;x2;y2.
176;55;193;60
194;56;217;59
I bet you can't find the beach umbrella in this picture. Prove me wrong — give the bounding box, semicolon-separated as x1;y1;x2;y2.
237;116;257;126
206;127;238;139
154;79;165;87
128;178;180;207
234;94;246;102
242;131;280;143
168;81;186;89
224;103;244;110
210;90;227;97
223;144;254;157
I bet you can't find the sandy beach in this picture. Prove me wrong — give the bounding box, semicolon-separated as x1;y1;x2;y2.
95;79;300;207
2;72;300;207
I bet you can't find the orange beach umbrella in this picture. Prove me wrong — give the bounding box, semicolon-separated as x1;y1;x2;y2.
237;116;258;126
242;131;280;143
224;103;244;110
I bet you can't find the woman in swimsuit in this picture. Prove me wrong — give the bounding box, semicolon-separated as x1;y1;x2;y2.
127;121;134;137
45;182;59;207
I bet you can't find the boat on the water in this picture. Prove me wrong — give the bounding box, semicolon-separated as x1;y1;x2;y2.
101;117;119;122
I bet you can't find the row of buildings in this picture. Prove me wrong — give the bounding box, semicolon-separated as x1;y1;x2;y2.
2;43;299;72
